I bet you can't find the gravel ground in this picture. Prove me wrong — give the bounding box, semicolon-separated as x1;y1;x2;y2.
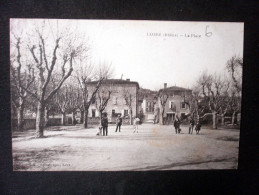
12;124;240;171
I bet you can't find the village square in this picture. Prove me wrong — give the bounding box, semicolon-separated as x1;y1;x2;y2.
10;19;243;171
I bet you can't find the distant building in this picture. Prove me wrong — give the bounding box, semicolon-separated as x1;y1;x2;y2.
87;79;139;124
157;83;192;124
139;88;158;123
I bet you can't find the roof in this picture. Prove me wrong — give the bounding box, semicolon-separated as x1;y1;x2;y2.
159;86;192;93
87;79;140;89
138;88;158;101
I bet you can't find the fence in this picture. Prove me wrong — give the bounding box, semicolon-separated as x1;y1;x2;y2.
12;118;62;131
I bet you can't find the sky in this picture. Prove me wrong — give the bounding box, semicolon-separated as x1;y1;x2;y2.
10;19;244;90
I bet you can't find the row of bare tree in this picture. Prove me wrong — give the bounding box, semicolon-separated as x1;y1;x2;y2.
157;55;242;128
10;20;243;138
10;20;121;137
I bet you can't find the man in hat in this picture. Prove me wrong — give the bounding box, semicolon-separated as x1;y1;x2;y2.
115;115;122;132
101;113;109;136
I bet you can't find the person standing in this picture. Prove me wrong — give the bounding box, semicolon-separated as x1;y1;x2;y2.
174;118;179;134
133;117;140;133
195;120;201;134
189;117;195;134
115;115;122;132
101;114;109;136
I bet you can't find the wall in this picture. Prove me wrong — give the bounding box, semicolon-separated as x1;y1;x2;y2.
164;95;190;117
88;82;138;122
12;118;62;131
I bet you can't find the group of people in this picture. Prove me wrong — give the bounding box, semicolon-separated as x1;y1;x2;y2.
98;114;201;136
97;114;140;136
174;117;201;134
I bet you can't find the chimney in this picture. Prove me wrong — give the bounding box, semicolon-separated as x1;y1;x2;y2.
164;83;167;89
126;78;130;81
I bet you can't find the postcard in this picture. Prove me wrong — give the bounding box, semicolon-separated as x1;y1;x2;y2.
10;19;243;171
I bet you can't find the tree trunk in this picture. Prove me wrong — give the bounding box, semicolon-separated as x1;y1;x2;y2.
72;111;76;125
17;104;24;131
221;115;225;125
80;110;84;123
159;109;164;125
44;107;49;127
129;109;133;125
98;110;103;125
61;112;66;125
232;111;236;125
196;111;200;121
36;102;45;138
84;109;88;128
237;113;241;125
156;108;160;124
212;112;218;129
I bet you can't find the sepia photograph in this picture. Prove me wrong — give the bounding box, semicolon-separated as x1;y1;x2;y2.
10;19;243;171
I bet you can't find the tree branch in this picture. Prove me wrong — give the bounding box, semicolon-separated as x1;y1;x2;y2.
45;53;73;103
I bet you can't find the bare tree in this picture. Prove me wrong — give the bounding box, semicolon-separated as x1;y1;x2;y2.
226;55;243;125
94;62;114;80
11;20;86;137
227;56;243;93
75;61;102;128
67;84;82;125
75;61;114;128
122;89;135;125
158;89;169;125
55;85;71;125
183;87;204;120
10;38;35;131
196;72;230;129
228;90;241;125
95;85;112;121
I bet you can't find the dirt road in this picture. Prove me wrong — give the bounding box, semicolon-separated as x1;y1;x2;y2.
12;124;240;171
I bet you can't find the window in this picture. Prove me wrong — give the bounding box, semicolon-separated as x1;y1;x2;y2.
149;102;152;112
112;109;116;117
124;110;128;116
91;97;96;104
113;97;117;105
92;109;96;118
181;102;186;109
146;101;152;112
146;101;154;112
169;101;174;109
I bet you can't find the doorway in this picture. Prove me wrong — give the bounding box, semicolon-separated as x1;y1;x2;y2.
166;113;175;125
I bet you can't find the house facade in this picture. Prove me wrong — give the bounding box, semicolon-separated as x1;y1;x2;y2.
157;83;192;124
140;91;157;123
87;79;139;124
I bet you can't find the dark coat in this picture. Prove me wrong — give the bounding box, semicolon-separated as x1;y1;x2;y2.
174;120;180;128
195;123;201;130
117;117;122;125
101;117;108;127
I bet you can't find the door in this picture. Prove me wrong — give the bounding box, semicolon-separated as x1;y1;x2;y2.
166;113;175;124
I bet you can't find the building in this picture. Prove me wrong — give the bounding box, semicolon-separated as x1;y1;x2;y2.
139;88;158;123
87;79;139;124
157;83;192;124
